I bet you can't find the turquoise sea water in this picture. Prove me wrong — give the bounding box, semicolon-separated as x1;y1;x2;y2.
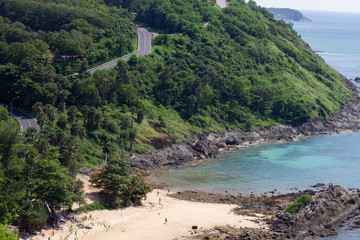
155;133;360;194
154;11;360;238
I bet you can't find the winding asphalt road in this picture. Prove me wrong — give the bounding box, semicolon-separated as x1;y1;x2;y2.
87;26;155;74
6;106;40;132
5;27;154;131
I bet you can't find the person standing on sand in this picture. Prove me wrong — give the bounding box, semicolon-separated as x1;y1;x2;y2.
157;191;159;196
164;217;168;224
159;197;161;204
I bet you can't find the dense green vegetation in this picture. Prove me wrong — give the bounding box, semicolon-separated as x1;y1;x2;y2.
0;0;136;75
0;0;352;156
0;107;84;231
267;8;311;21
285;194;312;213
0;224;18;240
91;158;150;206
0;104;147;233
74;202;105;213
0;0;354;234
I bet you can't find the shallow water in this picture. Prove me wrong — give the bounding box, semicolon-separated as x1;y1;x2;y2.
154;132;360;194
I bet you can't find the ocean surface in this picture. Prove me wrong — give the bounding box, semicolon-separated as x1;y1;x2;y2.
293;11;360;80
153;11;360;239
155;133;360;194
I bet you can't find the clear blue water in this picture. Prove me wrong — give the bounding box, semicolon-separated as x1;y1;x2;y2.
292;11;360;79
155;133;360;194
154;11;360;238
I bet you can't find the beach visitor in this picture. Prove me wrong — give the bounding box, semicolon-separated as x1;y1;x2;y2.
164;217;168;224
51;231;55;237
159;197;161;204
157;191;159;196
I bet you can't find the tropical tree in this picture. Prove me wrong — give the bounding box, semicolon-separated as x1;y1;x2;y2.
91;158;149;206
0;120;20;168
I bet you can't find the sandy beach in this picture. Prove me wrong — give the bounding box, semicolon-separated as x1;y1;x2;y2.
43;176;265;240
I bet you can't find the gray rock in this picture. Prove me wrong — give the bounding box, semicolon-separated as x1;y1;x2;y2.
132;87;360;170
273;185;360;239
78;167;94;176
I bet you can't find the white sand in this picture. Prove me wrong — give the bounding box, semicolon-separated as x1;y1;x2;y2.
47;188;266;240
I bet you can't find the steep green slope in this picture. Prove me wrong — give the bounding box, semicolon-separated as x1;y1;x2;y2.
115;0;351;129
0;0;353;160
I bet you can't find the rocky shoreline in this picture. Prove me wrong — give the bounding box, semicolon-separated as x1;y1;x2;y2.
129;81;360;239
171;185;360;239
131;81;360;171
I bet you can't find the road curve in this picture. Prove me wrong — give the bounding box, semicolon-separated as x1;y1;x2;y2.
88;26;155;74
7;107;40;132
3;27;154;130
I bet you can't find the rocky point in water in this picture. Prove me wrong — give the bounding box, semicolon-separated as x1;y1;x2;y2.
182;185;360;239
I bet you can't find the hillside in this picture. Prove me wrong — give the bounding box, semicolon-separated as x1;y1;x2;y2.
0;0;353;162
267;8;312;22
0;0;354;232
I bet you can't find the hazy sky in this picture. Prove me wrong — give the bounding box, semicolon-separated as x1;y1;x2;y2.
253;0;360;13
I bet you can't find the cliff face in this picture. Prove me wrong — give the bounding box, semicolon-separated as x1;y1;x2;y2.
131;87;360;170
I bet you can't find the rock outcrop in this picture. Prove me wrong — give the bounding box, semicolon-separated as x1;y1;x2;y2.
131;88;360;170
183;186;360;239
270;185;360;239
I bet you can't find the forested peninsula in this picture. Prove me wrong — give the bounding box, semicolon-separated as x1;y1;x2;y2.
267;8;312;22
0;0;354;237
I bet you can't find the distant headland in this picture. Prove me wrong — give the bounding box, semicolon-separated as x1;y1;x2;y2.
267;8;312;22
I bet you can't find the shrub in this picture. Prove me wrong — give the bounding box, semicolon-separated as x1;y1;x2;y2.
74;202;105;213
285;195;312;213
0;225;18;240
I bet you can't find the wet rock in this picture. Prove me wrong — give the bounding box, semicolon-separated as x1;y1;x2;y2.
271;185;360;239
133;88;360;171
353;220;360;225
310;183;326;188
